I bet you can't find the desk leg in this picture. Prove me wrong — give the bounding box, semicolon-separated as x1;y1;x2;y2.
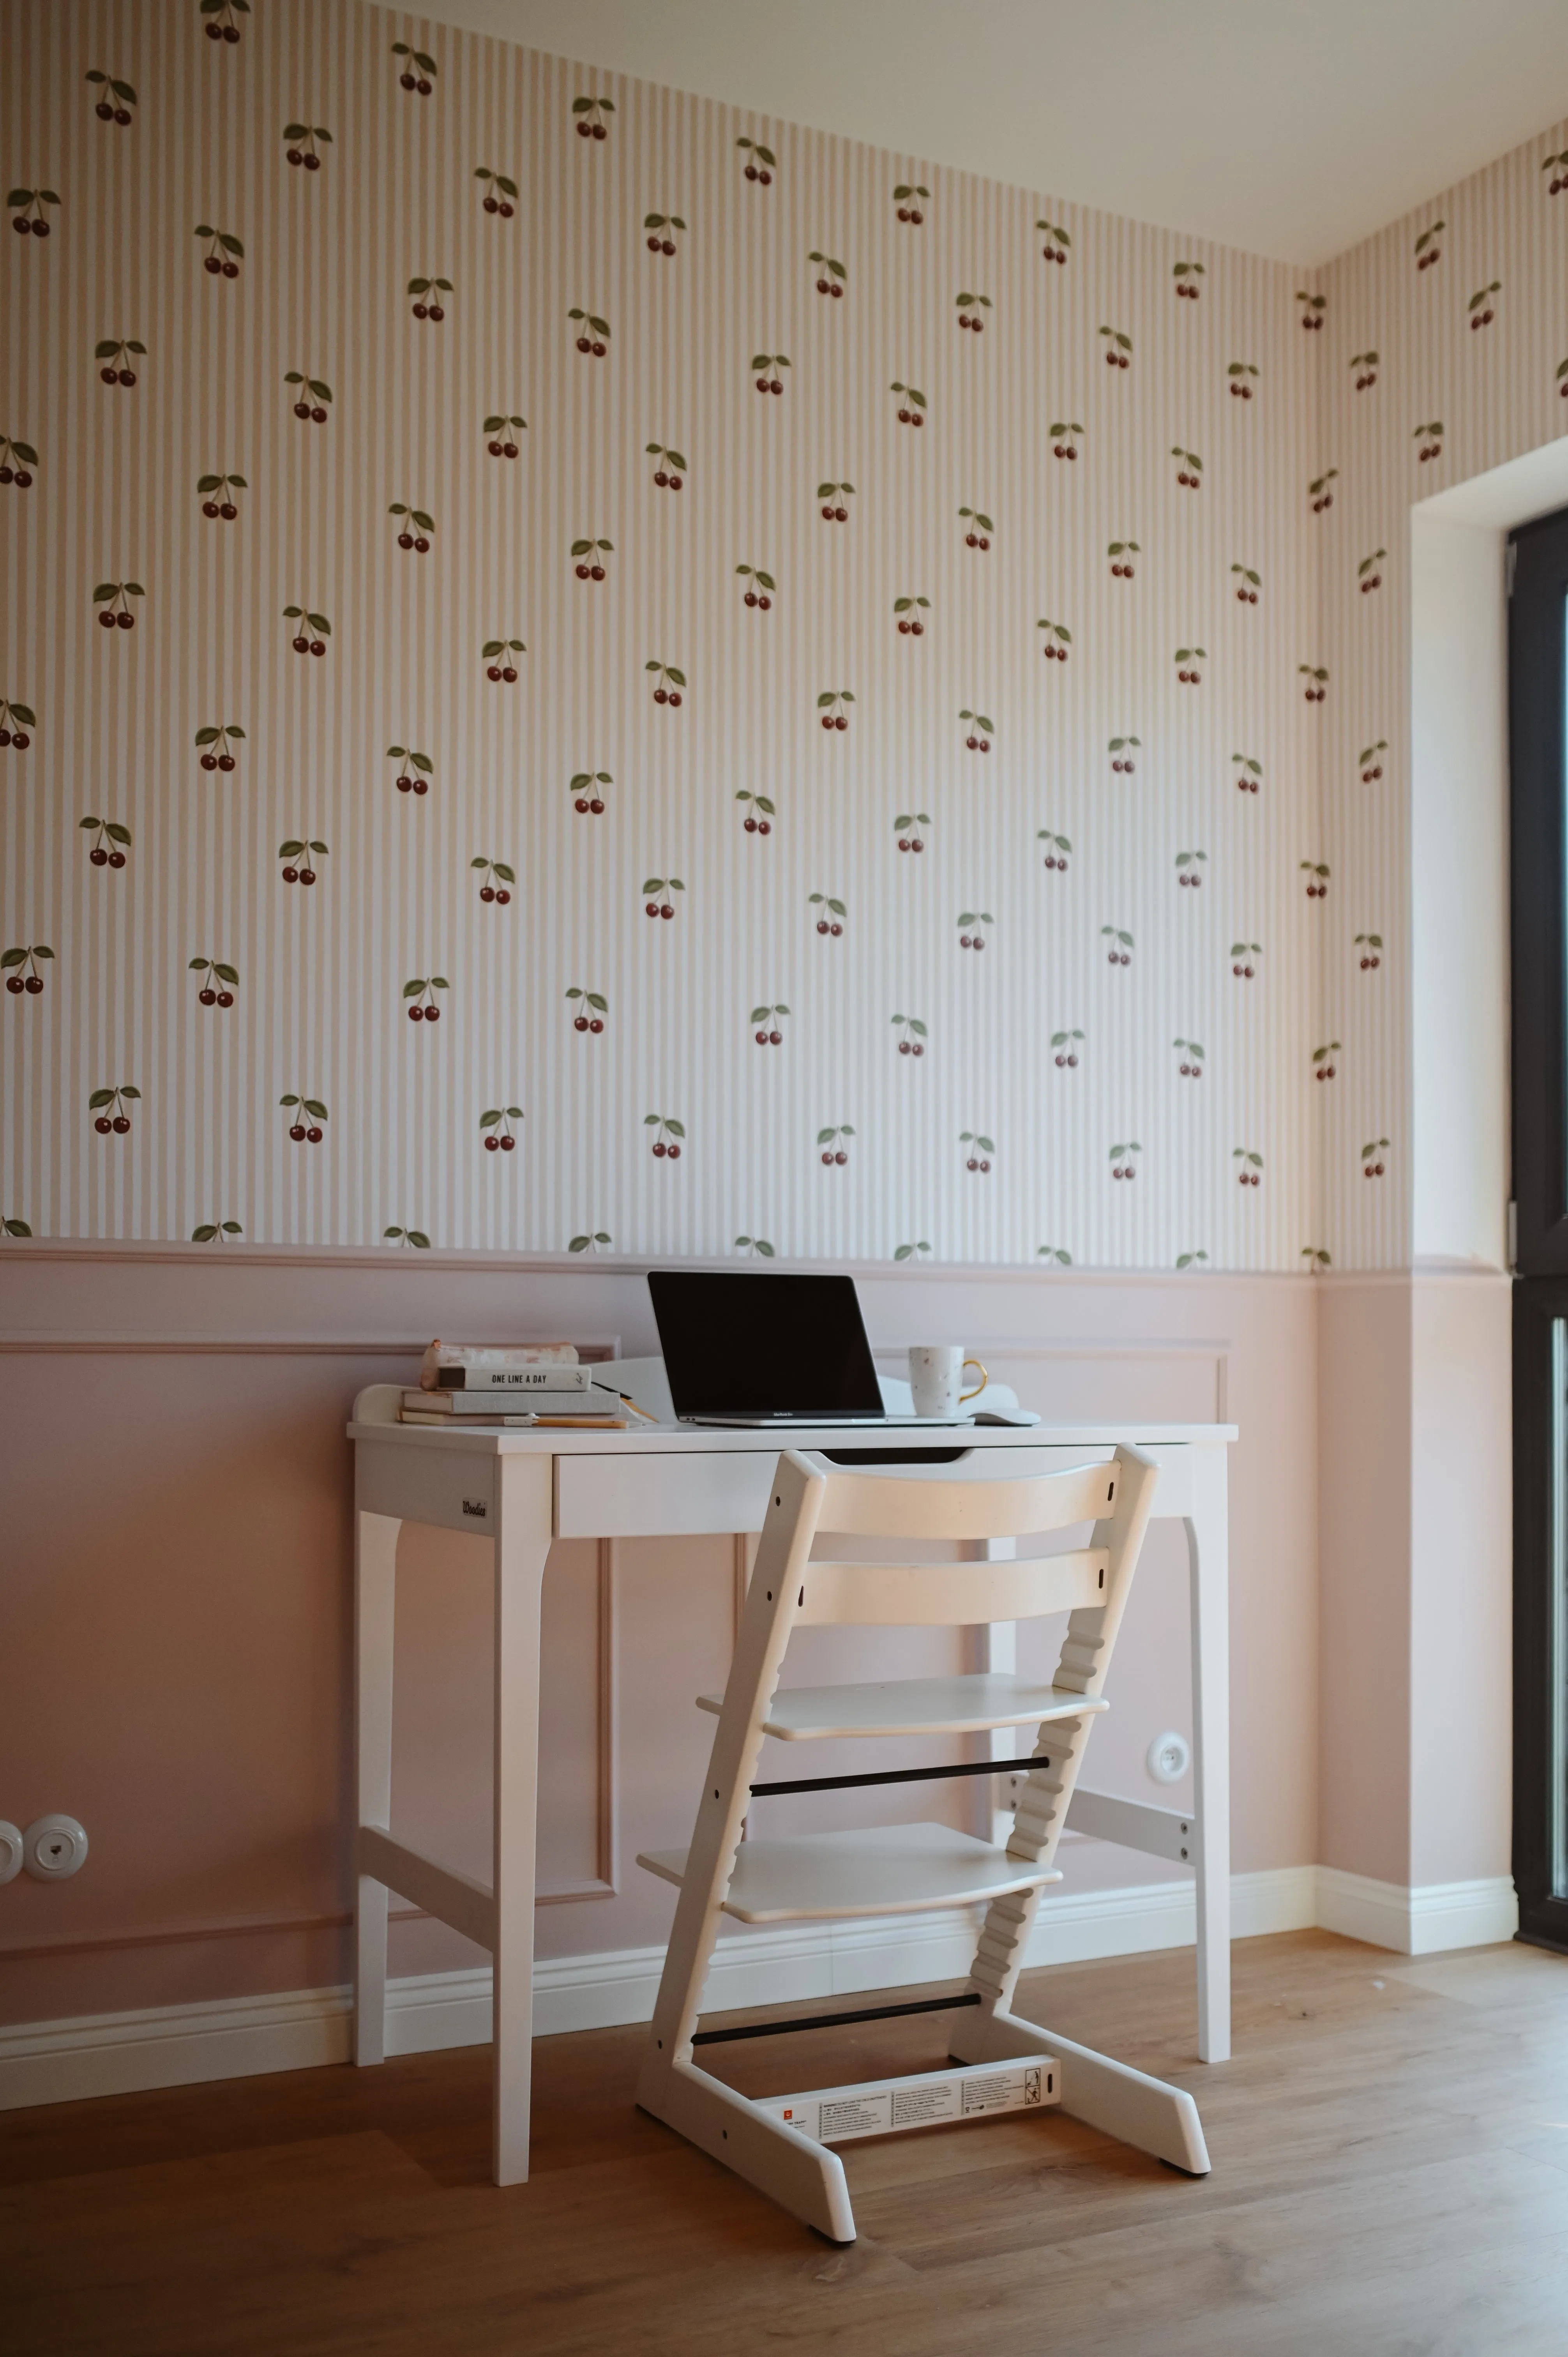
1185;1444;1231;2064
354;1509;400;2067
492;1454;556;2187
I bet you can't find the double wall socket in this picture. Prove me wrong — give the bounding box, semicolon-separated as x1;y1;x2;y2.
0;1815;89;1882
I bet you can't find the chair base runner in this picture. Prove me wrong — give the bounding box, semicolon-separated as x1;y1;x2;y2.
639;1996;1205;2244
637;2056;856;2243
946;2006;1211;2175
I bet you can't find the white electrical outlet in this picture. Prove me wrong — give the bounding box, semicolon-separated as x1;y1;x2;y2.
1146;1731;1191;1785
23;1814;89;1880
0;1822;22;1884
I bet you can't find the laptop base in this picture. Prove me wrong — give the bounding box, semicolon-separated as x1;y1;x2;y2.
682;1413;967;1429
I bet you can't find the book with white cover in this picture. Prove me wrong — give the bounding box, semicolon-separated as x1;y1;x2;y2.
402;1382;613;1416
399;1409;539;1427
434;1364;592;1394
419;1339;579;1391
399;1402;628;1428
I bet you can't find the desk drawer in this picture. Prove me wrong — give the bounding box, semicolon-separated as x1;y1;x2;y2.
556;1451;776;1537
554;1441;1187;1538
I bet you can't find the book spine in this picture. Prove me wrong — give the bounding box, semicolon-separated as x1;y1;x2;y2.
404;1385;616;1414
400;1410;536;1426
440;1366;591;1393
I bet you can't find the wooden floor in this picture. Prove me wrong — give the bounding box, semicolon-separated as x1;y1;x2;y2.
9;1930;1568;2355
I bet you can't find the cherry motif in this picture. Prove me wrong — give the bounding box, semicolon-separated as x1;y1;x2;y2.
89;1084;140;1133
404;975;448;1022
567;988;607;1034
0;697;37;751
95;582;143;630
78;813;129;871
8;188;59;236
195;224;244;277
475;166;518;217
4;943;53;996
87;69;138;124
283;604;330;656
393;42;436;92
408;276;452;322
284;123;332;168
481;1106;524;1153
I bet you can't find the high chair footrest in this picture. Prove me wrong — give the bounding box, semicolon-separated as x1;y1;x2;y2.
695;1672;1107;1740
636;1820;1063;1922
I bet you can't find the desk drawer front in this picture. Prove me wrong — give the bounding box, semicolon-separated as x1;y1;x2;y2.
357;1441;494;1534
556;1451;775;1537
554;1442;1189;1538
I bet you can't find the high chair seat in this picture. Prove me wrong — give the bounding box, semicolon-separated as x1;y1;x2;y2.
638;1820;1065;1922
696;1671;1109;1740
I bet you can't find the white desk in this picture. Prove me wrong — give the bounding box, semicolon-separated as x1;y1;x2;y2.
347;1386;1236;2186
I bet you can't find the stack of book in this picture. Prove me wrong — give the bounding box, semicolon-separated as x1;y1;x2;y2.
399;1341;630;1428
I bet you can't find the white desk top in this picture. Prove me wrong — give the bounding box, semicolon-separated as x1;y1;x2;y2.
350;1398;1237;1457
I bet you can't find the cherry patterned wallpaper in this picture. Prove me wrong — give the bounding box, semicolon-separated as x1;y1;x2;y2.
1318;134;1568;1263
2;2;1563;1267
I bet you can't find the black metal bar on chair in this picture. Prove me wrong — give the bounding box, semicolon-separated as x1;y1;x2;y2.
691;1991;982;2048
750;1754;1050;1798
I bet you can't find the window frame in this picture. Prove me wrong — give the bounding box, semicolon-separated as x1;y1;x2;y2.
1510;506;1568;1273
1510;502;1568;1950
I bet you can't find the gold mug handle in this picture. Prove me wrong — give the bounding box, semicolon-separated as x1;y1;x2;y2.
959;1357;988;1403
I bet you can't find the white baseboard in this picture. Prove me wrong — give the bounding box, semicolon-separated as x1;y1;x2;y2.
0;1982;352;2113
0;1863;1509;2114
1315;1868;1519;1956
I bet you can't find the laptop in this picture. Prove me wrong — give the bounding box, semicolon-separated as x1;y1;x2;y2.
647;1269;961;1427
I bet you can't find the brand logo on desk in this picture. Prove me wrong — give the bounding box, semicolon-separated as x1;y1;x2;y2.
462;1497;488;1518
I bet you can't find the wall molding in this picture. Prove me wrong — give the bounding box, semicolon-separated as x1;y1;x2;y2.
1;1238;1338;1286
1315;1264;1511;1288
2;1334;1228;1368
0;1337;463;1356
14;1862;1522;2115
537;1539;618;1905
0;1335;623;1356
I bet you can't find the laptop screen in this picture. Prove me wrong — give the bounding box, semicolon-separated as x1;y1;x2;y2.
647;1270;884;1416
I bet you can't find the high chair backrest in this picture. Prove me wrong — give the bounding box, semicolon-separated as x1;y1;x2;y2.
750;1447;1159;1693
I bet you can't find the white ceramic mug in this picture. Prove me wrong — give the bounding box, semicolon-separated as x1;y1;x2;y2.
908;1345;988;1419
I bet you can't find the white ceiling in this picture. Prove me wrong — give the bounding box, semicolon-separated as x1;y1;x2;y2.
413;0;1568;264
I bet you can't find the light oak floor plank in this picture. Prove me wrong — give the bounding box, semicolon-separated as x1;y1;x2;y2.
7;1931;1568;2356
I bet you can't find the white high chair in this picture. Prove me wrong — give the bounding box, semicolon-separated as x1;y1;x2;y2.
635;1445;1209;2242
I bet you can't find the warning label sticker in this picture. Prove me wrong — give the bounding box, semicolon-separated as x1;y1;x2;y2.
962;2065;1047;2116
817;2094;890;2140
891;2080;962;2128
766;2059;1056;2144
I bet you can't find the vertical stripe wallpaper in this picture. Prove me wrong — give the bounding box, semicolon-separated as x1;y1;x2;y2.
1;2;1561;1269
1320;127;1568;1266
